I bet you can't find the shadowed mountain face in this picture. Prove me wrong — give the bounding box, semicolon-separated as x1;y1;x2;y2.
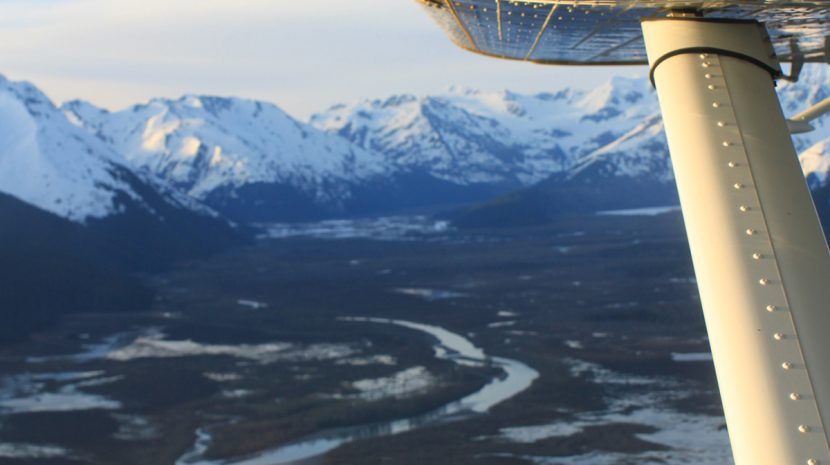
0;76;248;343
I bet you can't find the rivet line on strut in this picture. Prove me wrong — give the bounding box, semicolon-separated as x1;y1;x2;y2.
706;55;825;456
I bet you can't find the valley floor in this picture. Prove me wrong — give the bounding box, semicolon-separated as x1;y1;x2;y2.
0;212;731;465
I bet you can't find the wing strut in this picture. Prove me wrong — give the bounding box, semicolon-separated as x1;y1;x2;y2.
642;18;830;465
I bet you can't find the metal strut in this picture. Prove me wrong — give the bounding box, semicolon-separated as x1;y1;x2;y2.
788;96;830;134
642;18;830;465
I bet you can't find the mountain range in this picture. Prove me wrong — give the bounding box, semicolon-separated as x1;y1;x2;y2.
4;67;827;230
1;66;829;341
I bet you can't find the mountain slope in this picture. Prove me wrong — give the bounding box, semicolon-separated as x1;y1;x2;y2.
429;66;830;229
0;75;245;266
311;77;661;187
63;96;393;222
0;75;248;343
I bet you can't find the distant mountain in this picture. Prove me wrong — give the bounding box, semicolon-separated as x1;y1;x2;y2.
63;96;398;222
59;77;675;222
429;66;830;229
59;69;829;227
0;75;247;343
311;77;662;186
309;76;684;226
0;75;245;266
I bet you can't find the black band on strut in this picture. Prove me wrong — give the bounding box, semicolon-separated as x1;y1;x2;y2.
648;47;782;87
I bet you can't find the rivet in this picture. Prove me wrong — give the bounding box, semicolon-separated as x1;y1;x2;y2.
752;253;762;260
728;161;737;168
740;206;750;212
799;425;810;433
760;278;770;286
734;183;743;189
767;305;777;312
723;141;731;147
746;229;756;236
699;53;707;59
790;392;801;400
708;84;716;90
782;361;794;370
702;62;711;68
774;332;785;341
717;121;726;127
712;102;720;108
705;73;713;79
807;459;818;465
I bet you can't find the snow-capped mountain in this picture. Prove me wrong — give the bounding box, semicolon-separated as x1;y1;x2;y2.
311;66;830;227
0;74;245;268
6;64;822;228
0;75;148;223
310;76;664;187
63;96;392;221
0;74;236;224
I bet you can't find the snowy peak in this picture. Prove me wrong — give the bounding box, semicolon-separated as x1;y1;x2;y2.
311;76;661;186
0;75;142;223
64;95;388;203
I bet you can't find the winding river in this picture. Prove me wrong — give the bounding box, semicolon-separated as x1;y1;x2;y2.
177;317;539;465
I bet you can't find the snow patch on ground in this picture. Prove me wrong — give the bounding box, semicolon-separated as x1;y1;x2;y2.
0;443;71;459
496;404;731;465
237;299;268;310
567;358;660;386
393;288;468;301
0;371;121;414
671;352;713;362
336;355;397;366
106;331;356;364
596;206;681;216
203;372;243;382
494;359;731;465
350;366;436;401
260;216;451;241
112;414;161;441
564;340;583;350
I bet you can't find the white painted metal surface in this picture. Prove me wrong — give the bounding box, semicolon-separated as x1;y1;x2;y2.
643;18;830;465
789;97;830;134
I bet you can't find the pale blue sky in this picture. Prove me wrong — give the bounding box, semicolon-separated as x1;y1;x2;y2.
0;0;644;118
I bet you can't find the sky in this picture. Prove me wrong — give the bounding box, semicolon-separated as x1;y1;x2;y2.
0;0;645;119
